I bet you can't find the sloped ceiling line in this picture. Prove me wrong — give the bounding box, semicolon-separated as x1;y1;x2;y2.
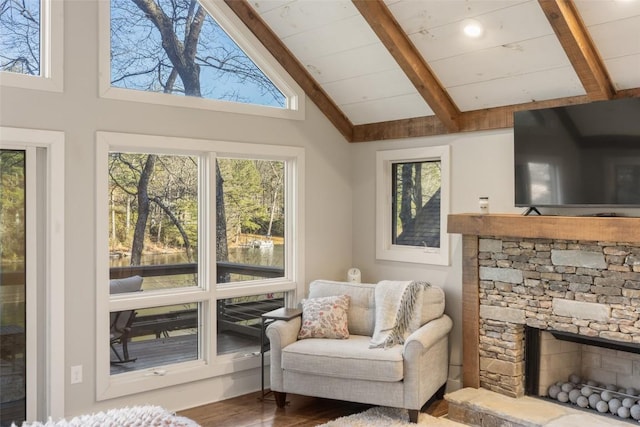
351;0;461;132
223;0;355;141
538;0;616;101
229;0;638;143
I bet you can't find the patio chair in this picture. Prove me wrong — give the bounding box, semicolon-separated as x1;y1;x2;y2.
109;275;143;364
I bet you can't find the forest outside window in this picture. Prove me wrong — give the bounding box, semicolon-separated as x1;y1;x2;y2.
376;146;450;266
96;132;304;399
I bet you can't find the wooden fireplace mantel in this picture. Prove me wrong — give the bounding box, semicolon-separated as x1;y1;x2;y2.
448;213;640;242
447;213;640;389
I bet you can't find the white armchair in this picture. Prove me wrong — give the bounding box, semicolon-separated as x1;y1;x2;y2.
266;280;452;423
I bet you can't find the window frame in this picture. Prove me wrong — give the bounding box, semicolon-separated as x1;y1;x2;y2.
0;0;63;92
0;126;65;420
376;145;450;266
95;131;305;400
98;0;305;120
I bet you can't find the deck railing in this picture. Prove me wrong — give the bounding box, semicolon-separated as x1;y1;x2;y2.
109;262;285;339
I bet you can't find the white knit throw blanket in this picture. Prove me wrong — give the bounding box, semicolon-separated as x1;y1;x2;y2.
12;405;200;427
369;280;430;349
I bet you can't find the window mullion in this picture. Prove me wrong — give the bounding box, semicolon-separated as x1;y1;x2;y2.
204;151;216;359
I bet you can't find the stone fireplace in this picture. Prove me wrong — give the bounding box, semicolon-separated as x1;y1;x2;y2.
448;214;640;403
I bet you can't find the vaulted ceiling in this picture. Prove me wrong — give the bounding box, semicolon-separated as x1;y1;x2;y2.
226;0;640;142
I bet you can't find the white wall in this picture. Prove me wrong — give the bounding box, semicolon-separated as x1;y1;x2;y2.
0;0;353;417
350;129;521;389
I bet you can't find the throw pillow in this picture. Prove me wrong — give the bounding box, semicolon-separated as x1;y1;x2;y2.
298;294;350;339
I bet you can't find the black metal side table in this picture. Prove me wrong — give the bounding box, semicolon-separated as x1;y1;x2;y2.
260;307;302;400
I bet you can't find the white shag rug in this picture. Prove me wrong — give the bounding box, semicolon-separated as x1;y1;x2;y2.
316;406;462;427
12;405;200;427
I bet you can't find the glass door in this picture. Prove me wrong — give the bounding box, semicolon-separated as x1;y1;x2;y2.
0;150;26;426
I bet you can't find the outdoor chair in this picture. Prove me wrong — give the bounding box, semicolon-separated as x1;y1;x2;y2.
109;275;143;364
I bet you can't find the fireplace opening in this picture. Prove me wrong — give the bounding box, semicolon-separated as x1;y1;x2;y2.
525;326;640;422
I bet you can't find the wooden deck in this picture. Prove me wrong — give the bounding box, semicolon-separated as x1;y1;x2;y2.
110;330;259;375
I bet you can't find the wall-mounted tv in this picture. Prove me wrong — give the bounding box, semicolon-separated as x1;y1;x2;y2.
514;98;640;208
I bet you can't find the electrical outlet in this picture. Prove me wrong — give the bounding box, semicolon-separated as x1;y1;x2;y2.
70;365;83;384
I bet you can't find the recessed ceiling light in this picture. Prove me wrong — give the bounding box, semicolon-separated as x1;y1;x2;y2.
462;20;483;38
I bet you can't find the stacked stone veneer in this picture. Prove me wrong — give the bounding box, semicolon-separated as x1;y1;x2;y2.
477;237;640;398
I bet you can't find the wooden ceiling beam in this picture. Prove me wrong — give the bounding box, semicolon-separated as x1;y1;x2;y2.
352;0;461;133
353;91;640;142
224;0;354;141
538;0;615;101
352;96;589;142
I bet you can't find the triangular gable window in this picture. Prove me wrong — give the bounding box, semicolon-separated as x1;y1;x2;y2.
108;0;290;110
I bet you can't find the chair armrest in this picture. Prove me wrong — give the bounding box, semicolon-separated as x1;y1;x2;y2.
266;317;301;350
265;317;301;392
402;314;453;408
403;314;453;357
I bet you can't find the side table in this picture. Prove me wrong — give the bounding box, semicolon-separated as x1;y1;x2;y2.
260;307;302;400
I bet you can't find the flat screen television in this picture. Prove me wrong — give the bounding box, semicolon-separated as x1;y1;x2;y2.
514;98;640;208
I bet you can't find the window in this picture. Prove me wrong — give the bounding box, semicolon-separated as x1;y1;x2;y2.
0;127;65;423
100;0;304;119
0;0;63;91
376;146;450;265
96;132;304;399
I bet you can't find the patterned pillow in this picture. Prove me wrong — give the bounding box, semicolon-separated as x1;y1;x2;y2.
298;294;350;339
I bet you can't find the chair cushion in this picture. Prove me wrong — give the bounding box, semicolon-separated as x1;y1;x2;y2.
420;285;445;325
109;275;143;294
298;294;350;340
282;335;404;382
308;280;376;336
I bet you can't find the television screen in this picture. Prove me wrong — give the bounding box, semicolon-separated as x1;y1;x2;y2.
514;98;640;208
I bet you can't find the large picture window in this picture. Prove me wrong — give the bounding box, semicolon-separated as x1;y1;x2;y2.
376;146;450;266
96;132;304;399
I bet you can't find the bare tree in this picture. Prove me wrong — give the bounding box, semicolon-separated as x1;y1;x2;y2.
110;0;284;104
0;0;40;74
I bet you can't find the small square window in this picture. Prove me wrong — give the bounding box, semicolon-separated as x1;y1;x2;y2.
376;146;450;265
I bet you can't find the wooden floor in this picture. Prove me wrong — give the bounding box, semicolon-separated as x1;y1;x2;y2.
178;391;448;427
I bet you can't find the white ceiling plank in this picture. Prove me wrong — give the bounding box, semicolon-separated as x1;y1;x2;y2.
403;1;554;62
256;0;358;40
323;68;417;106
279;14;379;61
430;35;571;88
603;55;640;90
574;0;640;27
303;43;399;84
341;94;434;125
448;67;585;111
251;0;295;15
585;16;640;60
386;0;530;35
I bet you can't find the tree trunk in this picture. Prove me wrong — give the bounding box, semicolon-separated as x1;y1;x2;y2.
413;163;422;209
216;162;229;283
400;164;414;230
130;155;156;265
